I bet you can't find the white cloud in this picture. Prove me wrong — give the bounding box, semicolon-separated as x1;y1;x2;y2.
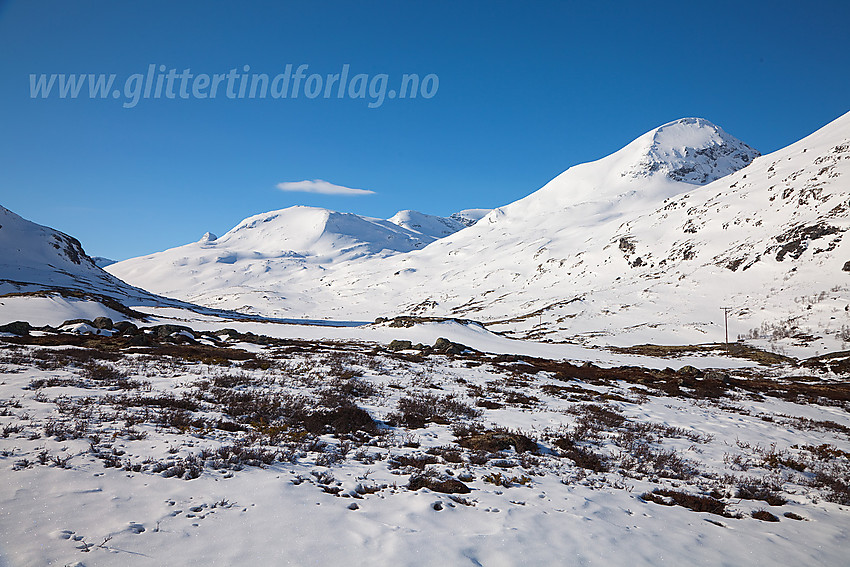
275;179;375;196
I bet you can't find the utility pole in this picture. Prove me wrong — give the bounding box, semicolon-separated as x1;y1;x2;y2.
721;306;732;353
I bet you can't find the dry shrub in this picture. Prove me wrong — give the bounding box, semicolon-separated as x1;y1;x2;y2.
621;444;697;480
457;429;537;454
736;483;787;506
554;437;608;472
426;445;463;463
303;403;376;435
389;393;480;429
642;489;739;518
390;453;439;470
751;509;780;522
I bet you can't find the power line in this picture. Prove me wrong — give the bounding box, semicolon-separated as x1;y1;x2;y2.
721;306;733;352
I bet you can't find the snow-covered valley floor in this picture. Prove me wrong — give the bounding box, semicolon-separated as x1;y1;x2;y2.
1;323;849;566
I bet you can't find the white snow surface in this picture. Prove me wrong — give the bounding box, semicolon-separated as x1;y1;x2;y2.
387;209;467;238
139;309;760;370
1;327;848;566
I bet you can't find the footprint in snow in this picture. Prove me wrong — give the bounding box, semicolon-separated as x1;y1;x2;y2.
127;522;145;534
52;529;86;542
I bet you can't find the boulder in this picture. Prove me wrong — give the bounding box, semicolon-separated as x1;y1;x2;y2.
433;337;467;355
677;365;703;376
408;472;470;494
92;317;114;330
128;333;153;347
113;321;139;335
0;321;31;336
61;319;93;328
150;324;194;340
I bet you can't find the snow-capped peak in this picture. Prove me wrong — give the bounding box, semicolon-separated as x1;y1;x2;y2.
497;117;759;219
623;117;760;185
215;206;436;258
106;205;453;306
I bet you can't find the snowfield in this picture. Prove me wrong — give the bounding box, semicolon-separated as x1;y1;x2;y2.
0;323;849;566
106;206;471;316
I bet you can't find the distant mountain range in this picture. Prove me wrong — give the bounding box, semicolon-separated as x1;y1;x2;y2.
91;256;116;268
4;112;848;347
105;206;484;316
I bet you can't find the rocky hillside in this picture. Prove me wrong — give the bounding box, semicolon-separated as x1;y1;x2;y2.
0;205;151;302
0;206;238;325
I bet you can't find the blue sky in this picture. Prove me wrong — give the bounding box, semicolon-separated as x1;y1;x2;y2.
1;0;848;260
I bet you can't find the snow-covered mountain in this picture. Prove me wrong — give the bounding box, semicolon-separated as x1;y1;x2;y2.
0;206;245;325
107;118;762;323
388;210;467;238
0;206;141;300
91;256;116;268
107;206;469;314
450;208;492;227
370;113;841;345
107;114;850;346
357;114;846;345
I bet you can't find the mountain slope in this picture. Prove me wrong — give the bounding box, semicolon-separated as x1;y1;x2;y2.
0;206;245;325
388;210;467;238
107;206;459;314
225;117;764;326
0;206;146;300
107;113;850;347
367;113;846;345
